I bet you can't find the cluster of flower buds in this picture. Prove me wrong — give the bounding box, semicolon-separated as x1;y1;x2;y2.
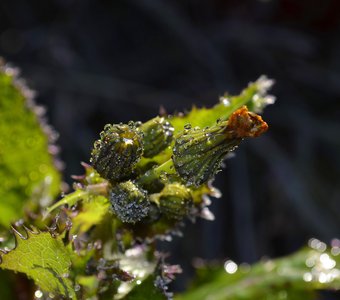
90;106;267;224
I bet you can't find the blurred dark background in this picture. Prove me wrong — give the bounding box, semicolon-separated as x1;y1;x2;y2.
0;0;339;294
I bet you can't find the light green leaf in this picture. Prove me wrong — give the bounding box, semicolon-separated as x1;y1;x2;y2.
169;75;274;134
0;60;61;227
71;195;110;234
0;230;76;299
176;241;340;300
77;275;99;297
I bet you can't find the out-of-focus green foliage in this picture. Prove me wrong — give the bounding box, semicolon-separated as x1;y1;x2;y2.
176;240;340;300
0;230;75;299
124;276;166;300
113;248;159;299
0;61;61;228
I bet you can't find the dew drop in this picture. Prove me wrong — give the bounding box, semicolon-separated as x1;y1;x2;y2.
104;124;112;131
308;238;327;252
320;253;336;270
220;96;230;106
239;263;251;273
128;120;135;127
331;247;340;256
303;272;313;282
34;290;43;299
159;171;168;181
305;256;316;268
224;260;238;274
318;272;328;283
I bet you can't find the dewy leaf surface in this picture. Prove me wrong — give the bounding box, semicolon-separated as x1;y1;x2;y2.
0;230;76;299
176;241;340;300
0;60;61;227
169;75;275;134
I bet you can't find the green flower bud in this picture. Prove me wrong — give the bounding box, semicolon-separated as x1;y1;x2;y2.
140;117;174;158
110;180;151;223
159;183;192;220
173;106;268;186
90;123;143;183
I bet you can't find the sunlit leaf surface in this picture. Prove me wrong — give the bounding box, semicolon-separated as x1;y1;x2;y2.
169;75;275;134
71;195;110;234
0;230;76;298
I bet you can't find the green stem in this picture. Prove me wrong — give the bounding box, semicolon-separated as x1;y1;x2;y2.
45;189;88;215
137;159;175;186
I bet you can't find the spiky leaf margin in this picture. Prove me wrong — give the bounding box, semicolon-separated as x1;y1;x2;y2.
0;227;76;298
0;58;62;227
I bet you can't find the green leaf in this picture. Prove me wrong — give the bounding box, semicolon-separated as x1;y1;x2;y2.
169;75;274;134
0;229;76;299
124;276;166;300
0;61;61;227
77;275;99;297
176;242;340;300
71;195;110;234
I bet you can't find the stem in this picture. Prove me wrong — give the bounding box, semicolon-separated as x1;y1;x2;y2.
85;182;109;196
45;189;88;215
45;182;110;216
137;159;175;186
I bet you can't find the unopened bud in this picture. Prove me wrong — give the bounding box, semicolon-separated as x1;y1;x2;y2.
173;106;268;186
140;117;174;158
91;123;143;183
159;183;192;220
110;180;150;223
